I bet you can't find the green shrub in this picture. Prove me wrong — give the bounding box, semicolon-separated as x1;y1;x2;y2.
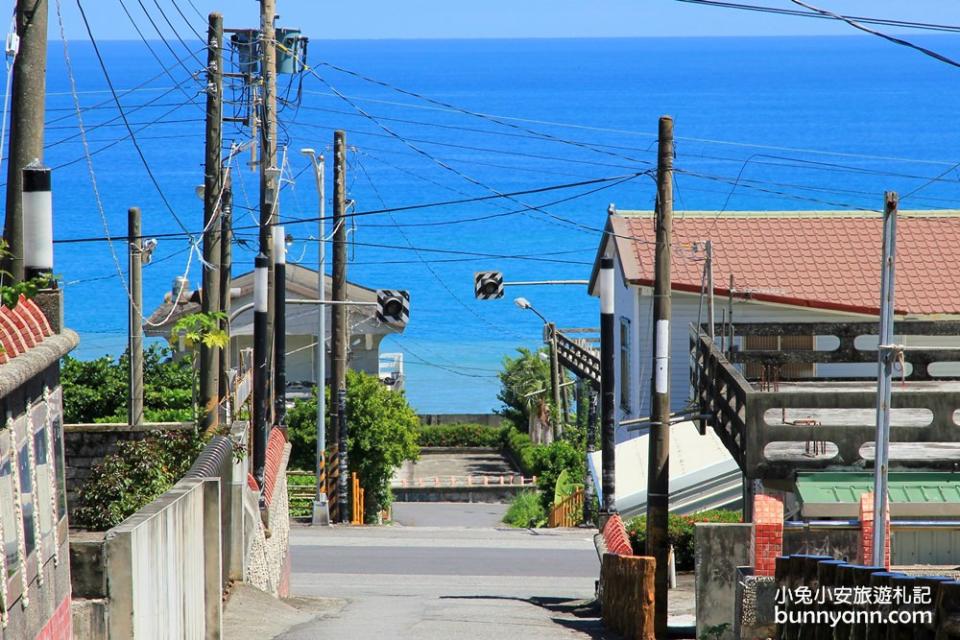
417;423;502;447
625;510;742;571
285;370;420;521
500;425;537;474
72;430;205;531
503;491;547;528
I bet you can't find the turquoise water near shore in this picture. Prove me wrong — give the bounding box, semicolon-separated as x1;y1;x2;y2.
30;34;960;412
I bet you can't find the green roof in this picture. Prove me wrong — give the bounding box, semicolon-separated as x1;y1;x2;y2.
796;472;960;518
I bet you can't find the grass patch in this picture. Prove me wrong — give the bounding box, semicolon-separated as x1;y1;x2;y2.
502;491;547;528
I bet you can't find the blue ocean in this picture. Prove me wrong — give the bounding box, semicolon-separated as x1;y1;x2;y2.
33;35;960;412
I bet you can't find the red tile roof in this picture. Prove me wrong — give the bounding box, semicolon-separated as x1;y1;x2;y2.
0;296;55;365
606;212;960;317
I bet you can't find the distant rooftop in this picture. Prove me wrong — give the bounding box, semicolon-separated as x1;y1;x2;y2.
593;210;960;317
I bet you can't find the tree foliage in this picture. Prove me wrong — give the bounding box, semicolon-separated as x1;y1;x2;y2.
62;344;195;424
497;347;554;428
286;370;420;521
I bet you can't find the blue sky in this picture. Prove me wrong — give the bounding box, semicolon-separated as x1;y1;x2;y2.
53;1;960;41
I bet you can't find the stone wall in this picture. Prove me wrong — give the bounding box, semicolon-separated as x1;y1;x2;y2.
694;523;752;640
63;423;192;517
244;431;292;597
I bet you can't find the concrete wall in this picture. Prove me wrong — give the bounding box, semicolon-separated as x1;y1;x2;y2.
104;477;220;640
70;423;292;639
63;423;192;518
694;523;752;640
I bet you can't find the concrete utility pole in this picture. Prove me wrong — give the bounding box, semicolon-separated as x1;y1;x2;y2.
3;0;48;282
273;224;287;427
547;322;563;438
301;148;329;524
331;130;350;523
648;115;674;637
200;12;224;433
252;254;270;491
599;256;616;515
872;191;898;568
259;0;279;423
128;207;144;428
218;182;233;421
585;383;598;524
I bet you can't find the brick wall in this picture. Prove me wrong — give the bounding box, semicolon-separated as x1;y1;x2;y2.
752;494;784;577
859;492;891;569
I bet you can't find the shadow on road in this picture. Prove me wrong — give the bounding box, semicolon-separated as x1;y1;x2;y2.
440;595;613;638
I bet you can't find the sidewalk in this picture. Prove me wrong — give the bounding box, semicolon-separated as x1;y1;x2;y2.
222;583;345;640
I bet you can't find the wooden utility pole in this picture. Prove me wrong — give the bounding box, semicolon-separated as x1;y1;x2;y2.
648;115;674;637
127;207;144;428
331;130;349;523
218;182;233;421
200;12;224;433
3;0;48;282
273;224;287;426
259;0;279;423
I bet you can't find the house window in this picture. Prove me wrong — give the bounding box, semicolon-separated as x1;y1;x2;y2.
620;317;631;412
32;403;54;547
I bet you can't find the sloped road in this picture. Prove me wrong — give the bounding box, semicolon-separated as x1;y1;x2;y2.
278;521;612;639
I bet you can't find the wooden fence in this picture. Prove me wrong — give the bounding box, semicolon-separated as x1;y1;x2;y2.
548;487;584;528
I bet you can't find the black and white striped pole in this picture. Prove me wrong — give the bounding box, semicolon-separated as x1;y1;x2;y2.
22;162;53;282
273;225;287;427
599;256;616;516
253;253;270;490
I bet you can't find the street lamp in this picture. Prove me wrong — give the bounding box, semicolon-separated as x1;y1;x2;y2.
300;146;329;525
513;297;548;324
514;297;563;438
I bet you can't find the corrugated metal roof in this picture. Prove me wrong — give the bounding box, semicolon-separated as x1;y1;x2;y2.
797;472;960;518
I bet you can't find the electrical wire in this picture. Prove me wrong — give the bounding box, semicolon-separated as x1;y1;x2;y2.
788;0;960;69
672;0;960;33
76;0;197;240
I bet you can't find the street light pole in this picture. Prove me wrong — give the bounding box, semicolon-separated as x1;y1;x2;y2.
301;147;330;525
515;297;563;439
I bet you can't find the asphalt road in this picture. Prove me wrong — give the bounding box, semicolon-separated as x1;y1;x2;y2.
392;501;508;527
278;520;612;639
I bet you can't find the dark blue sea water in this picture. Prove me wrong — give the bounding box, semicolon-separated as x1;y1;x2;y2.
32;35;960;412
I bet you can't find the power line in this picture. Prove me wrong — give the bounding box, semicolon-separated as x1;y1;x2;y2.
300;88;960;167
75;0;196;240
672;0;960;33
788;0;960;69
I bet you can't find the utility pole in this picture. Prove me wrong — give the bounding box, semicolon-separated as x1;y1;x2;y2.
331;130;349;523
218;182;233;422
252;254;270;492
547;322;563;438
3;0;48;282
301;148;329;525
585;383;598;524
273;224;287;426
599;256;616;516
200;12;224;433
706;240;715;341
128;207;144;428
648;115;674;637
872;191;898;568
259;0;280;424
